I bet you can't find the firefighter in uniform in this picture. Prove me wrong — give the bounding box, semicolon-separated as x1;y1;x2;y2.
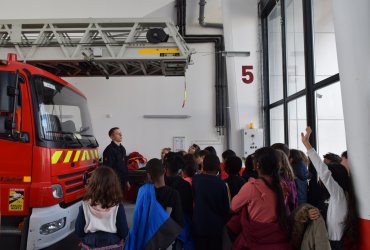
103;127;130;190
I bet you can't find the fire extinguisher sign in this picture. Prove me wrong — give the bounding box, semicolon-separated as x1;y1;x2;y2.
242;65;254;84
9;188;24;211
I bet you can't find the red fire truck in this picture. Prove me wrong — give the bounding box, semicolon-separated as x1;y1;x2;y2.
0;54;99;249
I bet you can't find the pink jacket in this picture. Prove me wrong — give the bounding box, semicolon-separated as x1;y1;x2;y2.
231;178;278;223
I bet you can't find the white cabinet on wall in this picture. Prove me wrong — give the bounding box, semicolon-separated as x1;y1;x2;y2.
242;128;263;158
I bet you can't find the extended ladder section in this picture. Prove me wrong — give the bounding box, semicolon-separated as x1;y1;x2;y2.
0;18;192;77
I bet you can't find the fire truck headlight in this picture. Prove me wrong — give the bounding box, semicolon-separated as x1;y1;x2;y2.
51;184;64;199
39;217;66;235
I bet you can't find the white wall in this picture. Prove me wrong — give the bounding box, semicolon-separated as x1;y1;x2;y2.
0;0;175;19
65;43;221;159
186;0;223;35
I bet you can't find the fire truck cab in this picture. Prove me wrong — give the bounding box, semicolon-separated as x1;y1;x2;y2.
0;54;99;249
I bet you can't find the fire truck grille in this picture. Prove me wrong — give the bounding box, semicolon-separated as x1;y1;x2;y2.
57;168;95;194
66;185;85;193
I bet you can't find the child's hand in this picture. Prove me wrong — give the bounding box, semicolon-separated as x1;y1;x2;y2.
308;207;320;220
301;127;313;150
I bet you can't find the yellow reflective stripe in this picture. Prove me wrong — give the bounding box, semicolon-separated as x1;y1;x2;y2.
89;150;95;159
85;151;90;160
73;150;81;162
23;176;31;182
51;151;63;164
63;151;73;163
94;149;99;159
138;48;180;54
81;150;90;161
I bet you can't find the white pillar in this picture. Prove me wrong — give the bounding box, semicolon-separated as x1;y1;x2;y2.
332;0;370;247
222;0;260;155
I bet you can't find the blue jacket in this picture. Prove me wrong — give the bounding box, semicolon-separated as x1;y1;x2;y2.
292;161;309;205
124;184;182;250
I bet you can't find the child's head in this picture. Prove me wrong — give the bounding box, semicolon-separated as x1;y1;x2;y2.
204;146;217;156
323;152;342;165
203;154;220;174
188;143;200;154
254;147;280;177
222;149;236;162
164;154;185;176
289;149;307;165
84;166;123;209
276;149;295;181
245;154;254;172
271;143;290;158
161;147;171;161
225;156;242;175
146;158;165;181
183;154;197;178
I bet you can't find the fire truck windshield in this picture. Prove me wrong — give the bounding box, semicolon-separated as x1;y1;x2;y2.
32;75;98;148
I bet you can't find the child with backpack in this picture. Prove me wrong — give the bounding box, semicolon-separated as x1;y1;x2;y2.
75;166;129;250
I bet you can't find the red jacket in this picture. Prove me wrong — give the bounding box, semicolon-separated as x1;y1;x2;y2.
227;206;292;250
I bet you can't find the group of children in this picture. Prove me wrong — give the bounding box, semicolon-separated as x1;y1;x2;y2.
74;127;358;250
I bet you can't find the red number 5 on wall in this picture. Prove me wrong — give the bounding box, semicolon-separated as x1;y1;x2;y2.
242;65;254;84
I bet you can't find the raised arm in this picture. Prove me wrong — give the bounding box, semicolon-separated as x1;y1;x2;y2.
300;127;313;150
301;127;345;200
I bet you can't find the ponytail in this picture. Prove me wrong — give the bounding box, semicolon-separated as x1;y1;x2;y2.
255;147;288;230
261;172;288;230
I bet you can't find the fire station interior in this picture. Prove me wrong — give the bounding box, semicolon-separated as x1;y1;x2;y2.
0;0;369;249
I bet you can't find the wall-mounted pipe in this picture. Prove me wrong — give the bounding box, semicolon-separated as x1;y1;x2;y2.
176;0;230;148
198;0;223;29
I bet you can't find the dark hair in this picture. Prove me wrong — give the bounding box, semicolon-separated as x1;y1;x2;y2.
225;156;242;175
177;150;187;156
108;127;119;137
254;147;288;229
203;154;220;172
164;154;185;176
341;151;348;159
290;149;306;166
242;154;258;180
146;158;165;179
84;166;123;209
189;144;201;154
328;163;359;242
163;151;176;163
197;149;210;158
271;143;290;158
245;154;254;171
204;146;217;156
323;153;342;164
183;154;197;177
222;149;236;161
198;149;210;157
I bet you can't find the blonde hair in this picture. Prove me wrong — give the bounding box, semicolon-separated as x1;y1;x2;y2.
276;149;295;181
